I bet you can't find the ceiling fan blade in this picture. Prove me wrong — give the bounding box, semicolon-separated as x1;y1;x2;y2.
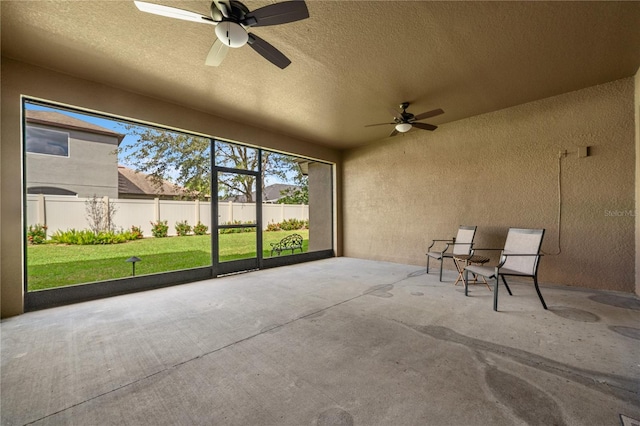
213;0;231;18
389;128;399;137
413;108;444;121
365;123;394;127
412;122;438;131
388;108;403;121
134;1;216;24
247;33;291;69
205;38;229;66
243;1;309;27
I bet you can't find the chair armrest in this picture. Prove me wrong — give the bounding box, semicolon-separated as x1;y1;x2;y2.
428;239;454;250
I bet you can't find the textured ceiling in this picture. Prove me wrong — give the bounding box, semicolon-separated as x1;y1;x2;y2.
2;1;640;149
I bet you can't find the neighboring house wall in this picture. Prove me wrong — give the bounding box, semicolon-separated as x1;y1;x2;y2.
26;119;120;199
343;77;635;293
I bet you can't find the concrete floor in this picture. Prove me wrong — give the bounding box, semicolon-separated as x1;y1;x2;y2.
2;257;639;426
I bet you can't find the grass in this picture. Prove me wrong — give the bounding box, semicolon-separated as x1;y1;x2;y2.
27;230;308;291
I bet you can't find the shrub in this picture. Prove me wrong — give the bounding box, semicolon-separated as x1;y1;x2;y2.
219;221;257;234
265;222;281;232
130;225;144;239
175;220;192;236
280;218;307;231
49;229;137;245
193;222;208;235
27;224;48;244
150;220;169;238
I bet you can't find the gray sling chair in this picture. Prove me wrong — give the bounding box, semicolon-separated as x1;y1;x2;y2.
426;225;477;281
463;228;547;312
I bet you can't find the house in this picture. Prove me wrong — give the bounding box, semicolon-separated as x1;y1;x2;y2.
117;165;193;200
2;2;640;424
25;110;124;198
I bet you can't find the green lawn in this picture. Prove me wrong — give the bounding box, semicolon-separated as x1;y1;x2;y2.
27;230;308;291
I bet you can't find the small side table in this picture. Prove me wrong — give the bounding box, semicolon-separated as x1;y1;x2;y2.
453;254;491;289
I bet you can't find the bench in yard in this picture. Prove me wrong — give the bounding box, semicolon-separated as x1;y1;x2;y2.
270;233;303;256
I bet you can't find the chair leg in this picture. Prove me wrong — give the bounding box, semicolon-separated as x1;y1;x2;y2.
426;255;430;273
501;275;513;296
439;259;444;282
533;276;548;309
464;269;469;296
493;276;499;311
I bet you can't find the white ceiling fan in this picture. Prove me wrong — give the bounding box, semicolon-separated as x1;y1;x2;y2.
134;0;309;69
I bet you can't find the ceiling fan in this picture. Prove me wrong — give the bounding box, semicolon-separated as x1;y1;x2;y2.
365;103;444;137
133;0;309;69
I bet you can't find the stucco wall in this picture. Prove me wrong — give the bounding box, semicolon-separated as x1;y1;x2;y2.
26;125;119;198
636;67;640;297
343;77;635;292
1;58;341;318
308;162;333;252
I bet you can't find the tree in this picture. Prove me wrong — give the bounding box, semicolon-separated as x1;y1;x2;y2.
118;125;302;203
119;124;211;200
85;195;117;233
277;173;308;204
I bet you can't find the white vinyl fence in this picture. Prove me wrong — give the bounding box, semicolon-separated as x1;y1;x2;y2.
27;195;308;237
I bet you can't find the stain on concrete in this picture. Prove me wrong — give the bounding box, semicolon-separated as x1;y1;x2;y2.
316;407;354;426
364;284;394;298
411;292;424;296
588;294;640;311
402;323;640;407
608;326;640;341
485;366;567;426
549;306;600;322
407;269;427;278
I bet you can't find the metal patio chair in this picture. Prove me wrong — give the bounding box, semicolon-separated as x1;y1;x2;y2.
463;228;546;311
426;225;476;281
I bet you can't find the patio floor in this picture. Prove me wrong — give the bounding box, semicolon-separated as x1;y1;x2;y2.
2;257;639;425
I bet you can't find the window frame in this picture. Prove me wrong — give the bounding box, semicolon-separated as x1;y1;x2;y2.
22;97;335;310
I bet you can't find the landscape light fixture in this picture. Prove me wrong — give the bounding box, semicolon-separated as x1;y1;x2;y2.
395;123;412;133
126;256;142;276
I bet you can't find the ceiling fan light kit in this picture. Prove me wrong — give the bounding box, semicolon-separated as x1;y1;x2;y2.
395;123;412;133
215;21;248;47
134;0;309;68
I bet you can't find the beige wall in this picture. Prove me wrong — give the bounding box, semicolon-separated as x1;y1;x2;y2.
308;162;333;252
0;58;341;318
343;78;635;293
636;67;640;296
